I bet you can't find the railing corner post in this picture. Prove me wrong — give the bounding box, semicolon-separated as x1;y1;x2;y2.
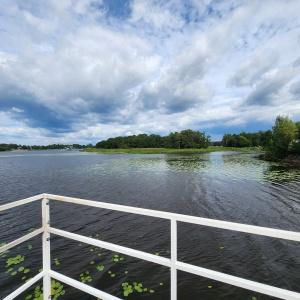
42;196;51;300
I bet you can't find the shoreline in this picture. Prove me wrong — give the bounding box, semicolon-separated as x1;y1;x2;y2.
259;153;300;168
84;146;261;155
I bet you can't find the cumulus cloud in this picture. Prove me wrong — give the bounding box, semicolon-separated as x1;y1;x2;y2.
246;68;296;105
0;0;300;144
290;80;300;97
230;51;279;87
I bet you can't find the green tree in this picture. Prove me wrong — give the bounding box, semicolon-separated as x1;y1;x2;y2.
271;116;297;158
237;135;251;147
296;122;300;140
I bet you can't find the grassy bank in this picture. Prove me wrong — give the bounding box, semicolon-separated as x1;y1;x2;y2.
85;146;261;154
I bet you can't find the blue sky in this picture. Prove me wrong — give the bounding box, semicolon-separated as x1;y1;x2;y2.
0;0;300;144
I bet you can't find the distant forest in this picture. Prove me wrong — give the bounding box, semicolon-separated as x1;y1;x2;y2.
96;129;273;149
96;129;210;149
95;116;300;159
0;144;88;152
222;131;273;147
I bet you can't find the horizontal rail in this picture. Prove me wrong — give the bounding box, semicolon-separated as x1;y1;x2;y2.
47;194;300;242
49;270;122;300
0;194;43;212
50;226;300;300
49;227;171;267
176;262;300;300
0;227;43;254
3;271;44;300
1;194;300;300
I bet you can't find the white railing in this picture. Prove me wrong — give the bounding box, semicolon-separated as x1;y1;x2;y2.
0;193;300;300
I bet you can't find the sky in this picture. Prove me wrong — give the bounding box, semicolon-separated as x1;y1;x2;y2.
0;0;300;145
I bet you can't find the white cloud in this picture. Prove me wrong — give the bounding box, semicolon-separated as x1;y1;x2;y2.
11;107;24;113
130;0;185;30
0;0;300;144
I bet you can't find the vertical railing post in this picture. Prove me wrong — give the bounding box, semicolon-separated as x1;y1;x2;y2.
42;195;51;300
171;218;177;300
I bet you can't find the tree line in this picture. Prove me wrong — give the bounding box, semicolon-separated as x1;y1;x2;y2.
96;129;211;149
222;131;273;147
0;144;89;151
2;116;299;160
0;144;18;151
222;116;300;159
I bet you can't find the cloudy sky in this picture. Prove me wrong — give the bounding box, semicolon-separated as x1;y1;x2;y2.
0;0;300;145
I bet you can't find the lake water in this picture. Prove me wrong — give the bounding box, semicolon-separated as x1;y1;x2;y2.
0;150;299;299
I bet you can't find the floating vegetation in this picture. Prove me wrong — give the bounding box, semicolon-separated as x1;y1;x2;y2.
219;246;225;250
6;254;25;267
121;281;155;297
111;254;124;263
1;241;166;300
6;262;30;278
51;280;65;299
25;280;65;300
122;282;133;297
96;264;104;272
108;270;116;278
264;167;300;183
54;258;60;266
80;271;92;283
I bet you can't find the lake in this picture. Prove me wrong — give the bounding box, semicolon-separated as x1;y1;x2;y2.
0;150;299;299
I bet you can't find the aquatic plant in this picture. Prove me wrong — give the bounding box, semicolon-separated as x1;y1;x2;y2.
122;282;133;297
111;254;124;263
25;281;65;300
108;270;116;278
96;264;104;271
54;258;60;266
6;254;24;267
121;281;155;297
80;271;92;283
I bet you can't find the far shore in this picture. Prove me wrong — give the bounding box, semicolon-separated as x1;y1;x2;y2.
84;146;261;154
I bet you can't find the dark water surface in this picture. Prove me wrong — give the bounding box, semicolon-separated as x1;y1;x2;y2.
0;150;299;299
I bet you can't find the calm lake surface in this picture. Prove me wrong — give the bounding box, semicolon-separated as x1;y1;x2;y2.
0;150;299;299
